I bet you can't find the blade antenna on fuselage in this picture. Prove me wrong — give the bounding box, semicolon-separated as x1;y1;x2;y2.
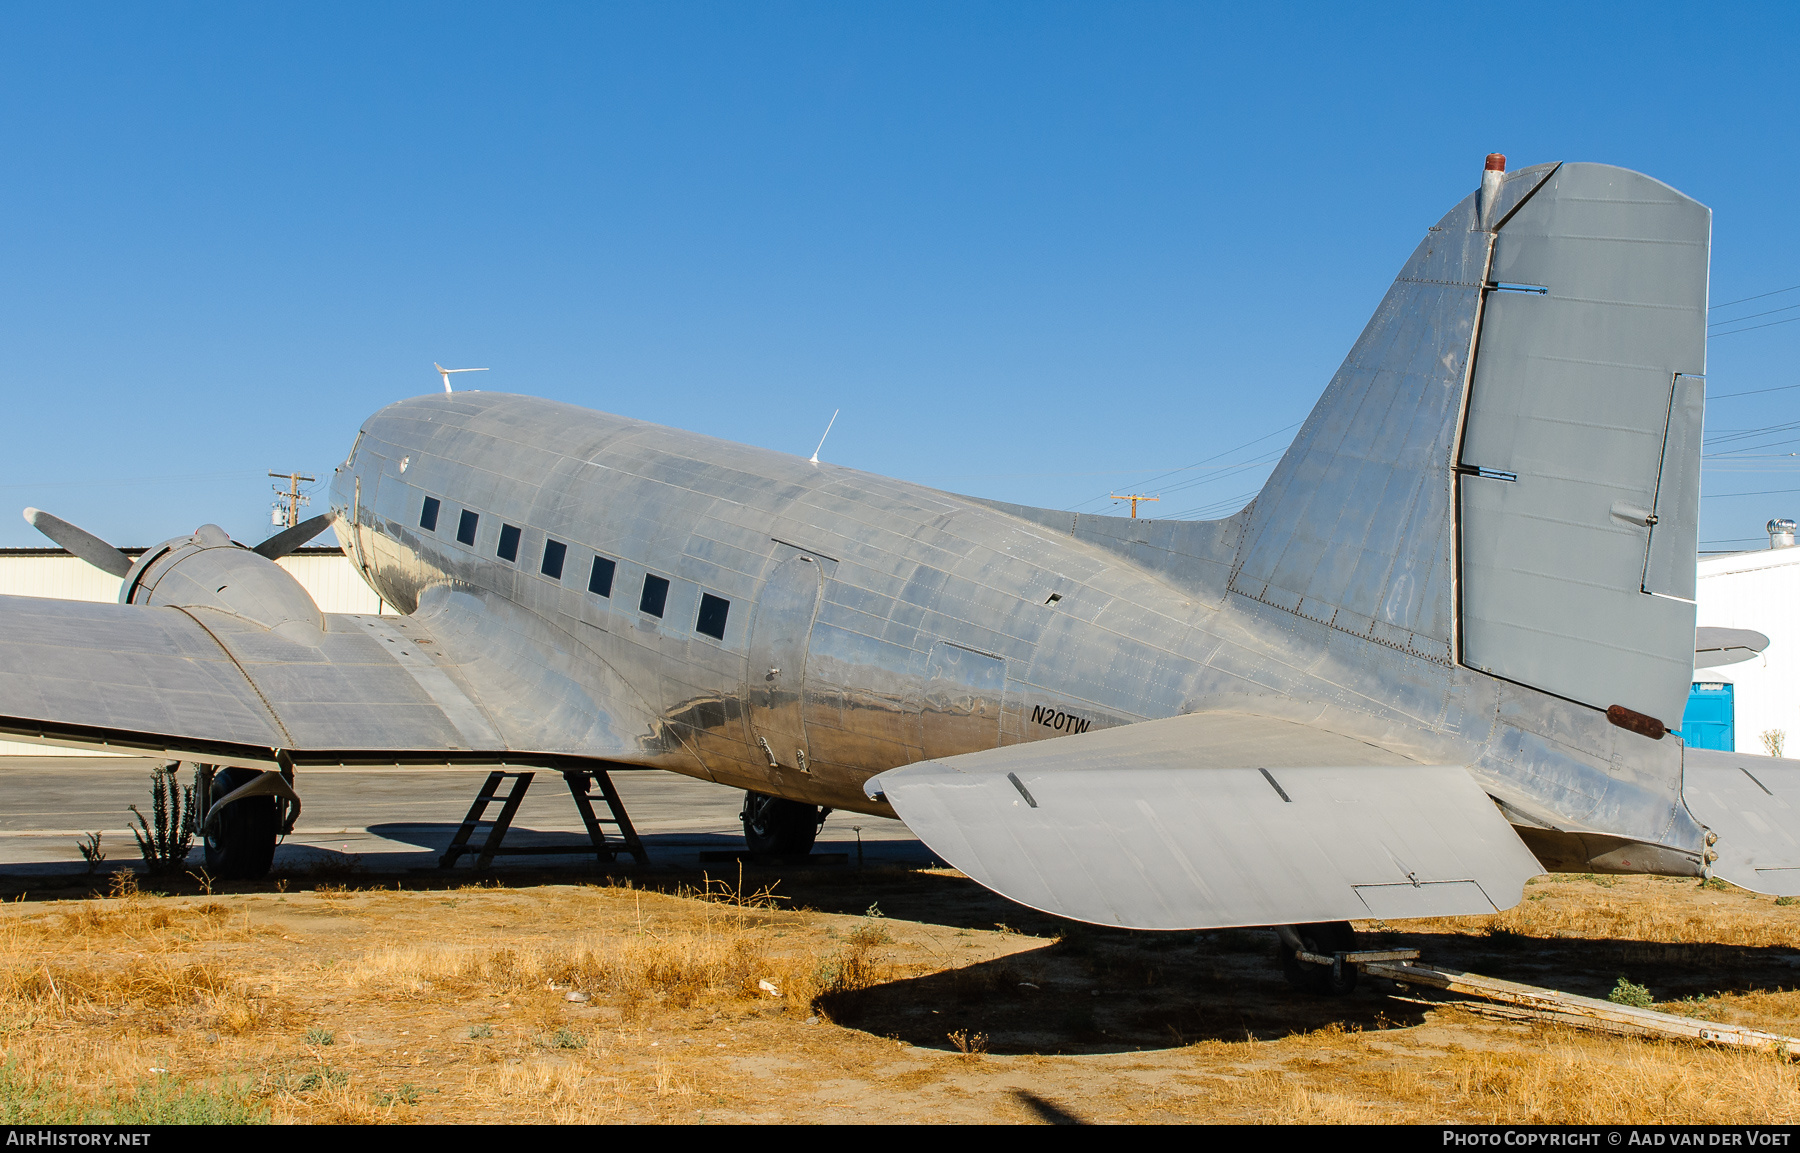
434;363;490;393
809;409;840;465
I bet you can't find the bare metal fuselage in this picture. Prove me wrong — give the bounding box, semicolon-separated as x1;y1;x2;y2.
330;391;1703;875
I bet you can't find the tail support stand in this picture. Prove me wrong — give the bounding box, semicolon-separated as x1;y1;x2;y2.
439;767;648;869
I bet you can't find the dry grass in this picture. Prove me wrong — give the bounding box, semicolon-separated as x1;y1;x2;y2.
0;871;1793;1123
343;883;894;1019
1408;1034;1800;1123
0;888;277;1041
1398;874;1800;949
1170;1017;1800;1123
348;931;775;1013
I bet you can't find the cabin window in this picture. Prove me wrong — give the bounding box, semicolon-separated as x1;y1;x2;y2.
419;497;440;532
640;574;669;618
696;593;729;640
457;509;479;546
589;556;615;597
541;539;566;580
497;524;521;562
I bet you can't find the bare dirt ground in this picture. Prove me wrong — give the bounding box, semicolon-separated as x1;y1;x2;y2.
0;862;1797;1124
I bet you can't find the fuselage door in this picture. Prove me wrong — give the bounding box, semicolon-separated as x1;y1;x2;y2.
746;554;824;770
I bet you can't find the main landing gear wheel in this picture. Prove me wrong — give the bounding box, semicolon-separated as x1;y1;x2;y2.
740;791;829;855
1280;921;1360;996
203;766;279;880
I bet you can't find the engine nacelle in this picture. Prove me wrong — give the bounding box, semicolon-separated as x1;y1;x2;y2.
121;523;325;638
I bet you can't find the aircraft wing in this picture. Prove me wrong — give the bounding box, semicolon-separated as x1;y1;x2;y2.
1682;750;1800;896
864;712;1545;930
0;586;663;771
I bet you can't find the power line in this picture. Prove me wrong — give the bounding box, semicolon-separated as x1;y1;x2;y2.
1710;383;1800;401
1066;419;1302;513
1710;301;1800;328
268;471;316;528
1704;418;1800;448
1711;284;1800;311
1167;487;1263;520
1108;493;1159;518
0;470;268;491
1712;314;1800;339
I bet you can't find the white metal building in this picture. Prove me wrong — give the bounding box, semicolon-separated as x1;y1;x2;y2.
0;546;388;756
1692;528;1800;757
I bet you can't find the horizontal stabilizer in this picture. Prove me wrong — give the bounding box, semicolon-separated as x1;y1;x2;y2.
1694;627;1770;670
865;713;1544;930
1683;750;1800;896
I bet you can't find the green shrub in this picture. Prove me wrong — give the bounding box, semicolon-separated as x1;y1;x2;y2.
1607;976;1654;1009
129;764;195;875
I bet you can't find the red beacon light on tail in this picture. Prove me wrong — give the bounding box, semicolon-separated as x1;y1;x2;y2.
1479;152;1507;228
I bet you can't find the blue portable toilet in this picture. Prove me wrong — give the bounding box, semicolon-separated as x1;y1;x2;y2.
1683;682;1735;751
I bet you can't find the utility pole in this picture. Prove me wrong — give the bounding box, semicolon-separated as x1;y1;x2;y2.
1108;493;1160;519
269;471;316;529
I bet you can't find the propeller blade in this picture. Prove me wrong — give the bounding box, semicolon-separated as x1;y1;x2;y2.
23;508;134;578
253;513;333;560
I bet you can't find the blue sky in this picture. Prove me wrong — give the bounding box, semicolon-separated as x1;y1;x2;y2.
1;2;1796;550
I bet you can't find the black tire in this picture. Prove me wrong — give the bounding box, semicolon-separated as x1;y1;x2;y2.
1280;921;1360;996
741;791;826;855
203;766;278;880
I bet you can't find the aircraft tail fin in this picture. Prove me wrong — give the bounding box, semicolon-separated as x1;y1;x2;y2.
1226;160;1559;665
1230;160;1710;730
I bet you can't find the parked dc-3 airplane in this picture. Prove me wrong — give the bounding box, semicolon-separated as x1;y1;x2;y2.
8;156;1798;994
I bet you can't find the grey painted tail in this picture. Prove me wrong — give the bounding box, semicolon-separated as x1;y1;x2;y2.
1231;161;1709;729
971;160;1709;731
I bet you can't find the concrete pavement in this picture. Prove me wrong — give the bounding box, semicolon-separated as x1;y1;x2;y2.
0;757;932;877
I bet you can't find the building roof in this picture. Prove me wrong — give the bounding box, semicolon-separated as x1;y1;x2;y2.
0;546;347;558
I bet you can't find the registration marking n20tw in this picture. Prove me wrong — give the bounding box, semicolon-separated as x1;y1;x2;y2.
1032;704;1091;735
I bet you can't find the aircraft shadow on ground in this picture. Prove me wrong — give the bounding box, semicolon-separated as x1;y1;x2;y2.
361;823;927;861
1375;928;1800;1003
820;928;1430;1055
365;822;593;852
821;919;1800;1056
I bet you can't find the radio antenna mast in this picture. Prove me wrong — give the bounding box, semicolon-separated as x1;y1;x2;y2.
809;409;840;464
434;363;490;393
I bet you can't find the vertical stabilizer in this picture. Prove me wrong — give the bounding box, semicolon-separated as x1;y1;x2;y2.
1231;159;1709;734
1228;162;1558;663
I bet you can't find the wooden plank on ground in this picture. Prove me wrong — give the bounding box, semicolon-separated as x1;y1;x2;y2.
1365;961;1800;1057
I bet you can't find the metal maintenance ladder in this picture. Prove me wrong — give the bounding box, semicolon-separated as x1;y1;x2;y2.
439;768;648;869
